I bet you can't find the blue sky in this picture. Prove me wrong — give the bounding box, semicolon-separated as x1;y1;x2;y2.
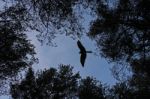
24;8;118;85
26;31;117;85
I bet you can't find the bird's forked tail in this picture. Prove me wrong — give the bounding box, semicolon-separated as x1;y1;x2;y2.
86;51;92;53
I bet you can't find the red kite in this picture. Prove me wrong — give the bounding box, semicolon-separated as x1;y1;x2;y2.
77;40;92;67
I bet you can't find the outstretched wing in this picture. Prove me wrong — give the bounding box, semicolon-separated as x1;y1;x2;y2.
77;40;86;52
80;53;86;67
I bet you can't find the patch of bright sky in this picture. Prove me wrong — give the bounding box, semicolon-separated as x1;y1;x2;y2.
0;95;11;99
26;31;117;85
25;4;117;86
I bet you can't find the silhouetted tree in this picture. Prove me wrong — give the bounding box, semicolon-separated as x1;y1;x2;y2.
108;77;150;99
0;21;37;80
88;0;150;64
53;65;80;98
108;82;134;99
128;57;150;98
10;65;80;99
0;3;37;95
11;67;37;99
87;0;150;98
36;68;58;99
0;0;84;45
78;76;105;99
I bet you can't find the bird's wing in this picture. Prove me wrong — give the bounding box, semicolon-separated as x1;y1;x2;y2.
77;40;86;52
80;53;86;67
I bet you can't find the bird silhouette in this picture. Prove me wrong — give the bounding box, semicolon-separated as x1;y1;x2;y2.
77;40;92;67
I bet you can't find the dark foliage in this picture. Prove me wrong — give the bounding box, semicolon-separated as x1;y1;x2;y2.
10;65;106;99
79;76;105;99
0;2;38;95
87;0;150;98
10;65;81;99
0;21;37;80
108;82;133;99
1;0;84;45
88;0;150;63
11;67;37;99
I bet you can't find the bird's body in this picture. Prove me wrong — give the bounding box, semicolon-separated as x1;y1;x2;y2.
77;40;92;67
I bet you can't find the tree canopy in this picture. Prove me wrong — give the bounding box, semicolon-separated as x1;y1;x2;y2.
88;0;150;64
0;20;37;80
87;0;150;98
78;76;105;99
0;0;150;98
10;65;106;99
